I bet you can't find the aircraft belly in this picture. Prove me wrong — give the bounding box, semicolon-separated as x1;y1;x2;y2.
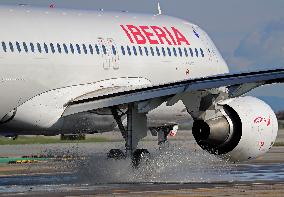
0;77;151;136
61;113;116;134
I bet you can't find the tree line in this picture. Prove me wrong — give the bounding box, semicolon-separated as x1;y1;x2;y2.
276;111;284;120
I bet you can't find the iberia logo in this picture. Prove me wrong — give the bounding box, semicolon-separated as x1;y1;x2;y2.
120;25;190;46
254;116;271;127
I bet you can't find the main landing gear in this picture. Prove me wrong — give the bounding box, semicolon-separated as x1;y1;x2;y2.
108;103;178;167
109;103;150;167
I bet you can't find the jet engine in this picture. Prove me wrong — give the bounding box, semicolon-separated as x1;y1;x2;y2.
192;96;278;161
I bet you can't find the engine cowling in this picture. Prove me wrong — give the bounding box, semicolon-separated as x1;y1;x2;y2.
192;96;278;161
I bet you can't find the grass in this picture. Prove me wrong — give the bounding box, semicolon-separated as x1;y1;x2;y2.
278;120;284;129
274;142;284;147
0;136;112;145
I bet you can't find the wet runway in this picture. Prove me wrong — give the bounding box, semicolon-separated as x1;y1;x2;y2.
0;137;284;196
1;163;284;189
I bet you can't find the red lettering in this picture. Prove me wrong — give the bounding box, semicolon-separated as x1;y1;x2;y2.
151;26;172;45
254;116;271;127
266;118;271;126
120;25;134;43
254;117;263;124
121;25;190;46
126;25;146;44
140;26;159;45
163;27;177;45
172;27;190;45
260;141;265;147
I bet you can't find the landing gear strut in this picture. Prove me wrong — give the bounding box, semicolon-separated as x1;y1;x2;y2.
150;125;178;149
158;127;171;146
110;103;149;166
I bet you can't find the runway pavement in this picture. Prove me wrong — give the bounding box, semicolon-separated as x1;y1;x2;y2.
0;130;284;196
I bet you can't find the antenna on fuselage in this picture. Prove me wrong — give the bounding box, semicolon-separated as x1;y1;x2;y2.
155;1;162;16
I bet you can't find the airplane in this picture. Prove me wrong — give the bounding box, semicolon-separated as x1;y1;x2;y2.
0;4;283;165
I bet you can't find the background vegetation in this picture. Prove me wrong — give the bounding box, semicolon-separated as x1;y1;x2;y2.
277;111;284;129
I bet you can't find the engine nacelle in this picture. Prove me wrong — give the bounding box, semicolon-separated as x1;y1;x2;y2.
192;96;278;161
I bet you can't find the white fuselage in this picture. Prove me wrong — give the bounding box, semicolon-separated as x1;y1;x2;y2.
0;6;229;135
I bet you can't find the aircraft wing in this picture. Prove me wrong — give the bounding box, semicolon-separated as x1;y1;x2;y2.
63;69;284;116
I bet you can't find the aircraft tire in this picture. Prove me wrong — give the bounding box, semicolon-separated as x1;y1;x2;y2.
107;149;126;160
132;149;150;167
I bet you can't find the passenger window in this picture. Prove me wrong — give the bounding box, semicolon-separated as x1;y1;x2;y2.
89;44;94;54
121;46;126;55
127;46;131;55
102;45;107;55
95;44;100;54
184;48;188;57
150;47;155;56
167;47;171;56
37;43;42;53
178;47;183;57
161;47;166;56
189;48;193;57
57;43;62;53
30;43;35;53
144;47;149;56
138;46;143;56
76;44;81;54
23;42;28;52
82;44;88;54
195;48;199;57
9;42;14;52
2;42;7;52
50;43;55;53
16;42;21;53
133;46;137;56
63;44;68;54
70;44;75;54
173;47;177;57
200;48;205;57
156;47;160;56
112;45;116;55
44;43;48;53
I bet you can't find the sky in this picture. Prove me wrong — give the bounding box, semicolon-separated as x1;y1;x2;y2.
1;0;284;108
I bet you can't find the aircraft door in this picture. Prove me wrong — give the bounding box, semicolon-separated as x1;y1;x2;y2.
98;38;120;70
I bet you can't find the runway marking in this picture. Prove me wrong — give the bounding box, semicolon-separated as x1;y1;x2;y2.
156;195;191;197
112;189;129;193
128;191;144;194
196;188;213;192
252;182;265;185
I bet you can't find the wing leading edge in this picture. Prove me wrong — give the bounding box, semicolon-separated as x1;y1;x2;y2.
63;69;284;117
